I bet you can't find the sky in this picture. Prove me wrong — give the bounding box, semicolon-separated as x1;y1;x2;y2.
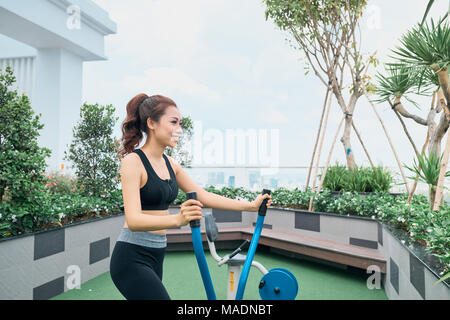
84;0;450;174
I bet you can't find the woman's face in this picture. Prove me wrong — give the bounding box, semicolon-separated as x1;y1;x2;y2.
147;106;183;148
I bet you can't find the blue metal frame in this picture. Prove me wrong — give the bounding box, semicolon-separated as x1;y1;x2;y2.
191;225;216;300
187;189;270;300
235;214;265;300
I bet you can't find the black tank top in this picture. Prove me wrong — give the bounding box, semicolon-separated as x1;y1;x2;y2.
133;149;179;210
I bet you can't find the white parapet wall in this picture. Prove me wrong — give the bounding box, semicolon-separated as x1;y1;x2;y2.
0;0;117;173
0;206;448;300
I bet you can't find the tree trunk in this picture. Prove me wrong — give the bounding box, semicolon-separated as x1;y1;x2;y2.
306;88;331;191
431;66;450;211
341;117;356;168
311;115;346;211
352;123;375;168
339;94;358;169
365;93;410;194
428;110;449;156
429;185;437;211
432;129;450;211
308;93;333;211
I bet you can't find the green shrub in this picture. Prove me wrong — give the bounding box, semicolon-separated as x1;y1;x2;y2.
320;163;394;192
64;103;121;198
0;65;52;235
320;164;347;191
43;171;81;195
0;187;123;238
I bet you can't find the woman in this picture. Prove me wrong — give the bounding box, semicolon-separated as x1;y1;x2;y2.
110;93;272;300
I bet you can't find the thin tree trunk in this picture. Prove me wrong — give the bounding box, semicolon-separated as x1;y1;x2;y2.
308;93;334;211
332;86;359;169
305;87;331;191
429;111;449;156
351;122;375;168
430;66;450;211
365;93;411;194
388;99;420;157
432;130;450;211
340;100;357;168
311;115;345;211
434;67;450;115
388;96;422;199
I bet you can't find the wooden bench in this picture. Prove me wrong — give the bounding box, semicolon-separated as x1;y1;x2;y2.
166;227;387;273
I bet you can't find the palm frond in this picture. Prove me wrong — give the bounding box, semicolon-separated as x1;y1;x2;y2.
403;151;450;186
388;17;450;90
420;0;435;26
373;64;432;106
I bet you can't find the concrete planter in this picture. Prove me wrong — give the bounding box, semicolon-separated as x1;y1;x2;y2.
0;205;448;300
272;208;449;300
167;205;449;300
0;212;125;300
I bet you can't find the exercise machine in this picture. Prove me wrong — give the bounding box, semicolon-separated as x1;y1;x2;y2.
187;189;298;300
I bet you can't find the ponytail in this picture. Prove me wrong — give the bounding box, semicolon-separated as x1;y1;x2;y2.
117;93;178;160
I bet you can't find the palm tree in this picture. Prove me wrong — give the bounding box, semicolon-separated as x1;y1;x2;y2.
375;17;450;209
420;0;450;290
403;151;450;209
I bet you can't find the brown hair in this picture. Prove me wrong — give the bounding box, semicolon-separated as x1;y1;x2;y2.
116;93;178;160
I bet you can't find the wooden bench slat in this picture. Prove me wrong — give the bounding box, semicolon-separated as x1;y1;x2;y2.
165;226;387;272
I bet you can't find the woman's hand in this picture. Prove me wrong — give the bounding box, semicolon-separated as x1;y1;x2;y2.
248;193;272;212
177;199;203;227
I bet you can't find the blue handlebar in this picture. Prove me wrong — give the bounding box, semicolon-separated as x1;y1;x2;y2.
235;189;271;300
187;191;216;300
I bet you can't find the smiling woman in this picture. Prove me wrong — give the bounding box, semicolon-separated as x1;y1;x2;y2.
111;93;191;300
110;92;272;300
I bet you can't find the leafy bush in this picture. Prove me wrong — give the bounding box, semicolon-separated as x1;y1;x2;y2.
403;151;450;209
0;66;52;205
0;187;123;238
319;164;347;191
43;171;82;195
64;103;121;198
0;65;53;235
320;163;394;192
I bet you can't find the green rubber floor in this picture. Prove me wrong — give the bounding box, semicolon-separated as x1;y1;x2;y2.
51;249;388;300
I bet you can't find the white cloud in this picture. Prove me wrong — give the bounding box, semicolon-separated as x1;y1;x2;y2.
93;0;227;65
87;0;450;176
122;67;222;103
256;106;290;125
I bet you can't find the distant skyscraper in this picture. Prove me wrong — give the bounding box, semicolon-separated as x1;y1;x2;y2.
249;171;260;189
208;172;216;185
218;172;224;184
270;178;278;189
228;175;235;187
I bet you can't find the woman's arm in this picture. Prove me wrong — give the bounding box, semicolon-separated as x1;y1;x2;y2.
199;191;252;212
127;213;180;232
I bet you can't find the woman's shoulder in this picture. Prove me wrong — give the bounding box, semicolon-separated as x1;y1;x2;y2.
122;151;139;162
120;152;142;172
